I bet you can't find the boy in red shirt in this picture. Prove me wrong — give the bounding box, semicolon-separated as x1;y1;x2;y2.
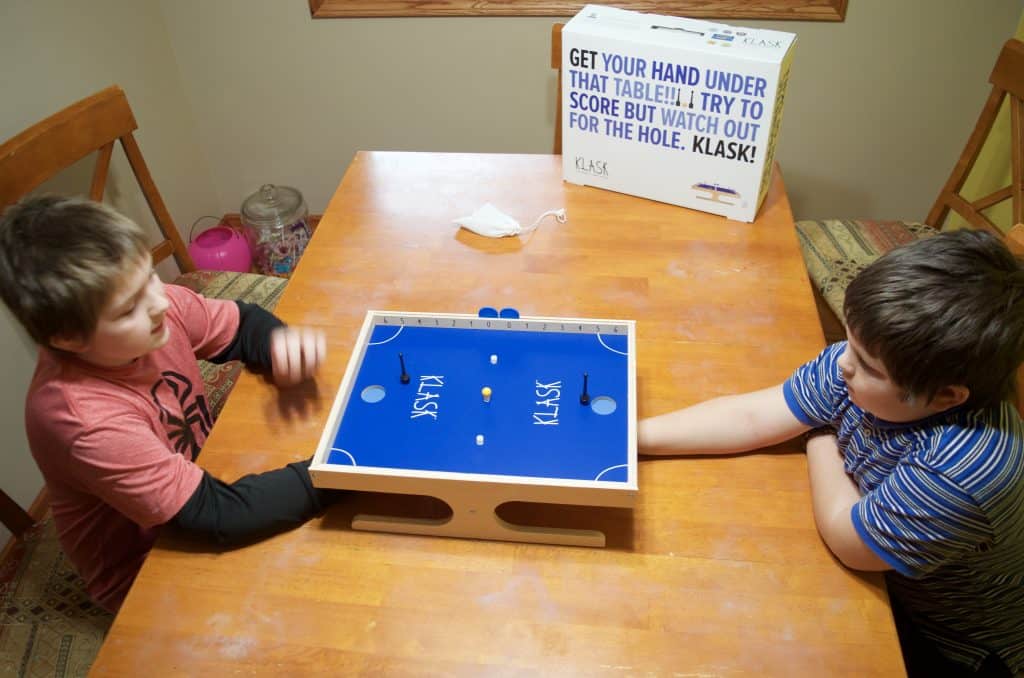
0;196;337;612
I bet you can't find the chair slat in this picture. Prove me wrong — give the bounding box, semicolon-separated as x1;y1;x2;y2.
119;131;195;272
944;193;1002;235
973;186;1013;212
150;239;176;264
89;141;114;202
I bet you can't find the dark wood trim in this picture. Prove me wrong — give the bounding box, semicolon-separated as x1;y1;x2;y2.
309;0;847;21
0;490;34;537
0;486;48;563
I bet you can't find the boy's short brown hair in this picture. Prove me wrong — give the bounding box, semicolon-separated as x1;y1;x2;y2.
0;196;149;345
844;229;1024;409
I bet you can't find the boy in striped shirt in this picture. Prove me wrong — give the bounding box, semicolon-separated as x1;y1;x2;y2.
639;229;1023;676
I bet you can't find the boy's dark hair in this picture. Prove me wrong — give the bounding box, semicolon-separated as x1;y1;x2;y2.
0;196;149;345
844;229;1024;409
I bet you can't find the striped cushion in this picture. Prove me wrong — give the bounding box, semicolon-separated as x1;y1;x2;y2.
794;219;939;318
173;271;288;420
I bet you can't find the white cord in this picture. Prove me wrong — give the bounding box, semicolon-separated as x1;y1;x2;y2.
521;208;567;234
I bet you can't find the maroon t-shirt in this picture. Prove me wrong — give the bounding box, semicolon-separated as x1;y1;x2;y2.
25;285;239;611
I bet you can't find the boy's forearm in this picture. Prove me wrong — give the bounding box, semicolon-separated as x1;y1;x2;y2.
806;434;860;527
638;396;751;454
805;434;889;571
170;458;343;545
638;385;808;456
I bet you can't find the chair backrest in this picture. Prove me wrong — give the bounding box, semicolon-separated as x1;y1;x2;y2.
0;85;195;272
551;23;564;155
926;39;1024;234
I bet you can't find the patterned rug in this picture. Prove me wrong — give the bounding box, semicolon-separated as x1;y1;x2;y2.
0;518;112;678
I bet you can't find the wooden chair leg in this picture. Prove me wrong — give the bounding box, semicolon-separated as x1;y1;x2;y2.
0;488;36;538
811;285;847;344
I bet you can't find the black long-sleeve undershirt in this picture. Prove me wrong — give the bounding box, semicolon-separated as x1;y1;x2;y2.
208;300;282;368
171;301;343;544
172;457;334;545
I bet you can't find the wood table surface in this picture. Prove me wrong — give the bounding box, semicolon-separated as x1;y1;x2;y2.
90;152;904;676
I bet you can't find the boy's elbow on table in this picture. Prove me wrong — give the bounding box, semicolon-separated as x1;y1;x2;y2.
818;511;893;572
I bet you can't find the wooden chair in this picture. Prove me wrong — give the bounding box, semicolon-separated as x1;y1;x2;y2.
552;23;565;154
0;85;288;540
795;39;1024;343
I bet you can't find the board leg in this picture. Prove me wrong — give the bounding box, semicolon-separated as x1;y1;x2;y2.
351;493;606;547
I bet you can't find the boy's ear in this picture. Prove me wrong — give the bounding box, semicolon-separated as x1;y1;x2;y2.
929;385;970;412
49;333;89;353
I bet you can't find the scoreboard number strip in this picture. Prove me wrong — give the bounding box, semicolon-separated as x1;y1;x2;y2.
377;312;630;336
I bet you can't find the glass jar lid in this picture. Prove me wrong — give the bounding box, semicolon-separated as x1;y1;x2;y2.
241;184;306;229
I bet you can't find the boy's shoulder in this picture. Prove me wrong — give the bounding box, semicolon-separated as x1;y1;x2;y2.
163;283;240;343
905;402;1023;480
164;282;205;314
927;402;1021;441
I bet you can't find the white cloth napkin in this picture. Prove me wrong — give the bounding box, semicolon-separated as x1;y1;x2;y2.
454;203;566;238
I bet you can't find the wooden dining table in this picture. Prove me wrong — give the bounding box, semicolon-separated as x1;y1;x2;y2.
90;152;904;676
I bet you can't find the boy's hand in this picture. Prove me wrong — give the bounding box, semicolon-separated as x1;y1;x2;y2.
270;326;326;387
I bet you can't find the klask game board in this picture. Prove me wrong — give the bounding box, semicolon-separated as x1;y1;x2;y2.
310;309;637;546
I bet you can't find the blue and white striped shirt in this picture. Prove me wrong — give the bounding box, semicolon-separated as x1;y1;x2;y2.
784;342;1024;672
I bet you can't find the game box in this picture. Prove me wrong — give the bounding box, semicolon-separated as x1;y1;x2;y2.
561;4;796;222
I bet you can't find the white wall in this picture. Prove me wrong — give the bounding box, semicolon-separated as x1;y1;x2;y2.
156;0;1022;219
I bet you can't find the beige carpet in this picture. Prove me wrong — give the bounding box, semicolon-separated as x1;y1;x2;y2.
0;517;112;678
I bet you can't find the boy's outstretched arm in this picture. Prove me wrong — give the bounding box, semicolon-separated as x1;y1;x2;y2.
805;433;890;571
171;457;342;545
638;384;809;455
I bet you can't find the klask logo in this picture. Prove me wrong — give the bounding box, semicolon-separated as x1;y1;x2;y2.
740;37;784;48
575;156;609;178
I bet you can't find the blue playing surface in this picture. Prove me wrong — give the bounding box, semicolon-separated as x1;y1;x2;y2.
326;322;631;483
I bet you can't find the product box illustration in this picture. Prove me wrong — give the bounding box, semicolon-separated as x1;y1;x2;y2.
561;5;796;222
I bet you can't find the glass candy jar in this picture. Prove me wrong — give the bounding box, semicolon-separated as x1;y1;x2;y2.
241;184;311;277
